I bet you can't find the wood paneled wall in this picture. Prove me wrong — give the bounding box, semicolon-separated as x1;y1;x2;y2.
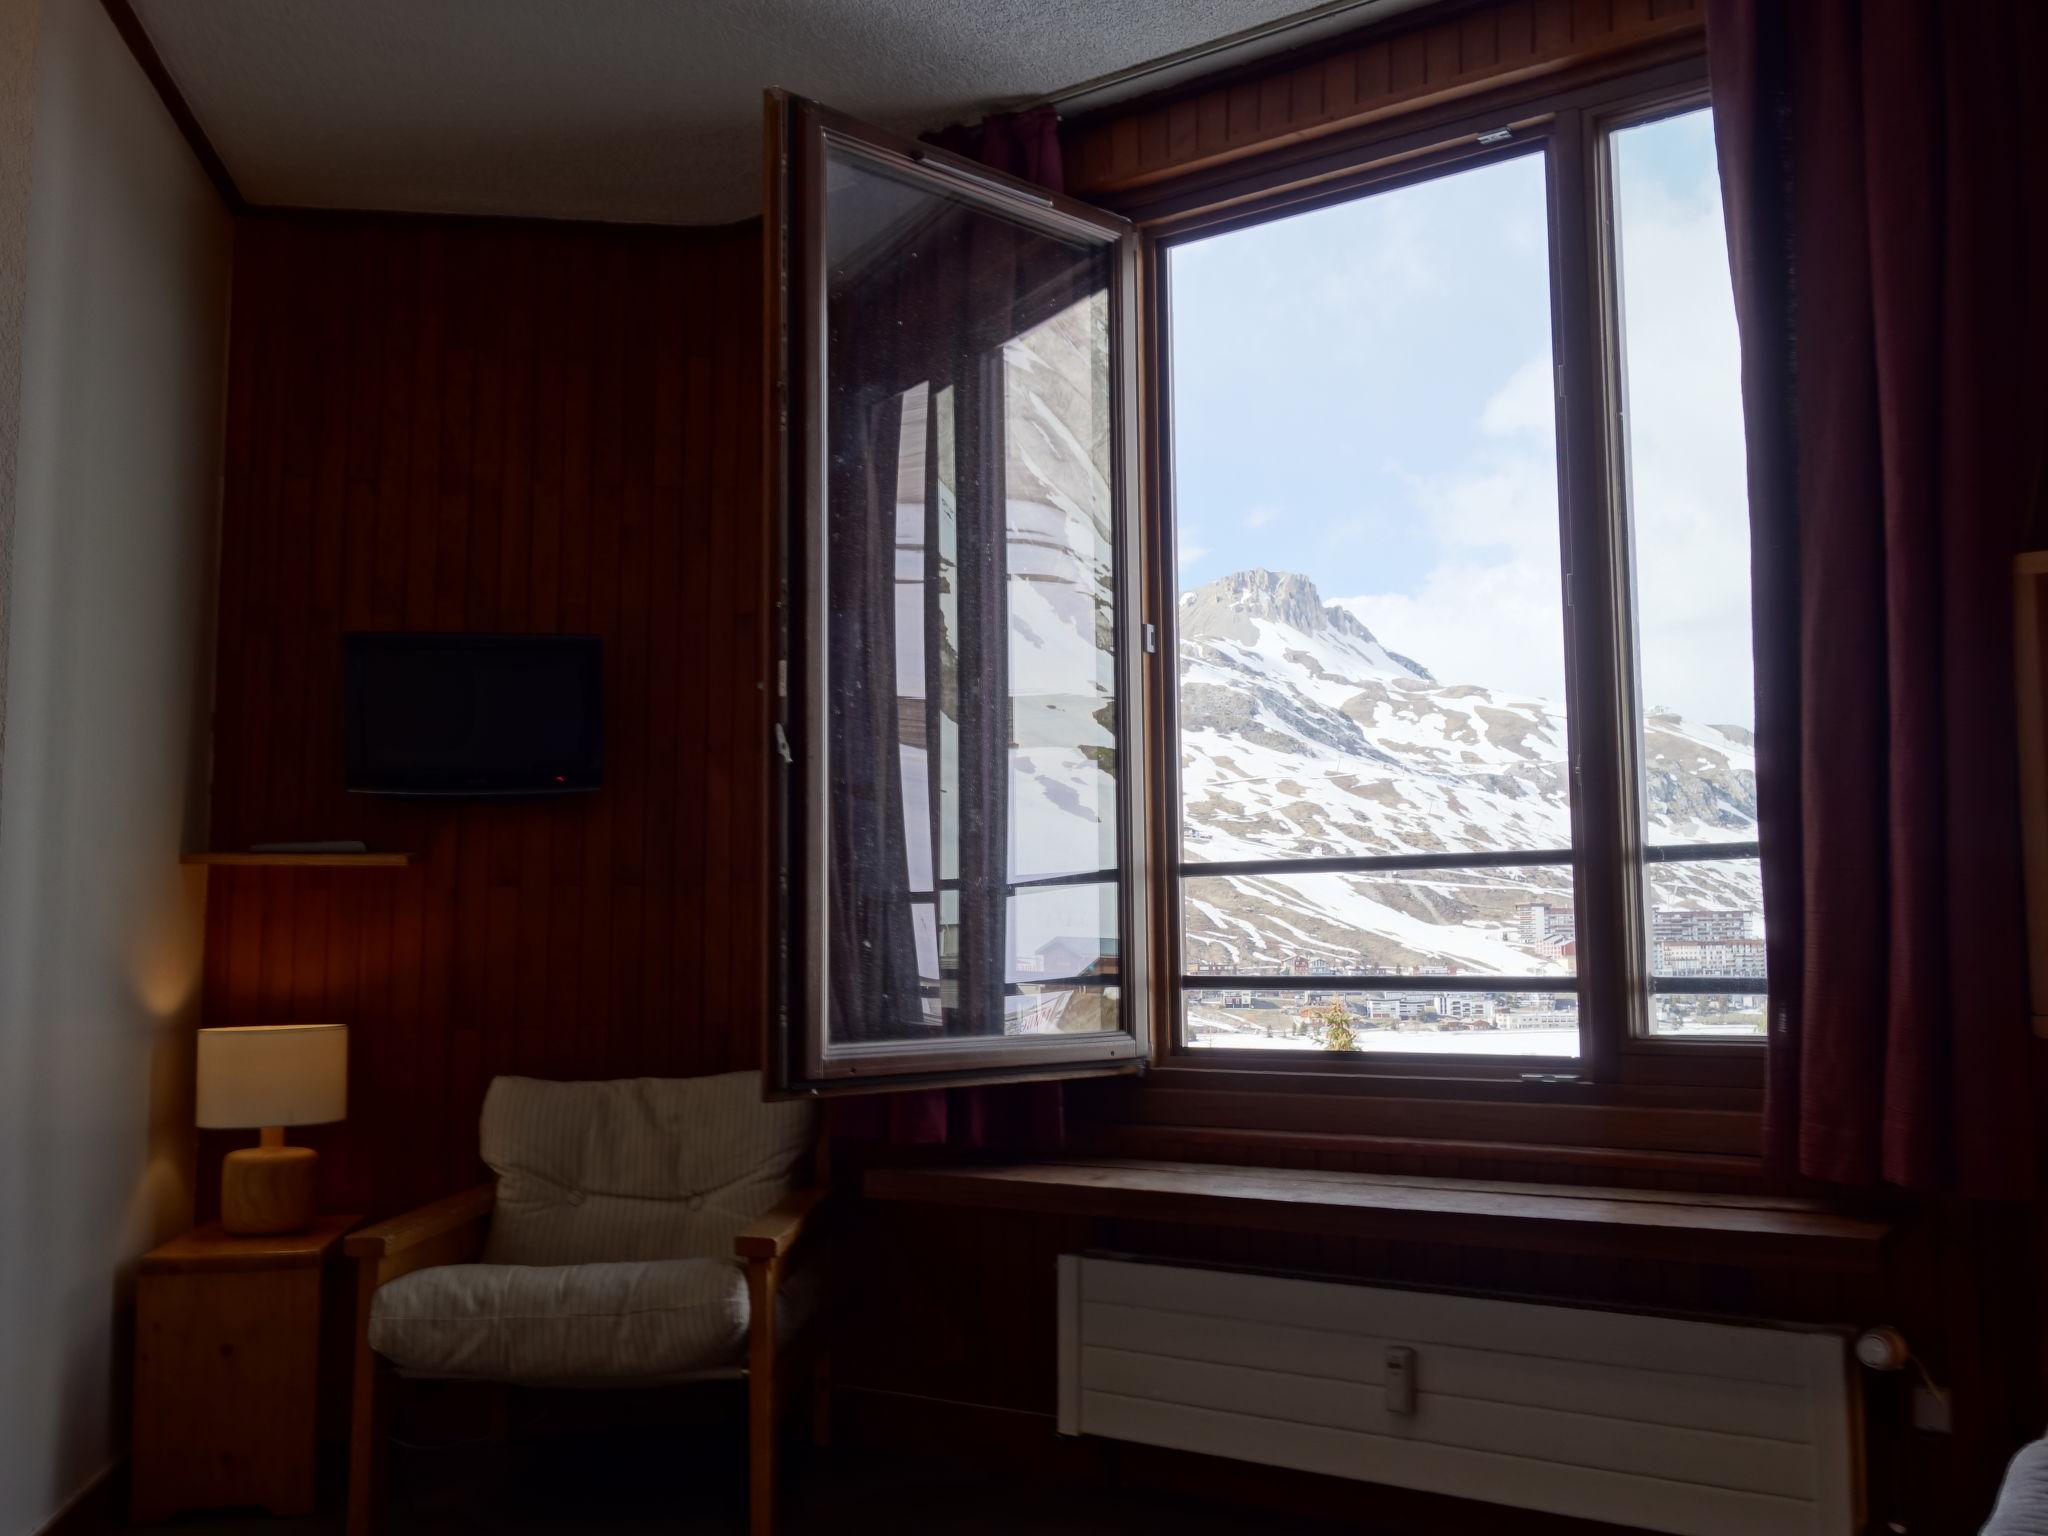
200;214;766;1218
1065;0;1702;197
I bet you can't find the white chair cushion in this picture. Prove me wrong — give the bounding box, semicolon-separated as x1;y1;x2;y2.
478;1071;814;1267
368;1258;751;1385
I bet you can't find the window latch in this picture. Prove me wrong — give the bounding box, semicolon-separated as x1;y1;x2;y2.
1477;127;1515;146
1519;1072;1582;1085
1143;623;1159;655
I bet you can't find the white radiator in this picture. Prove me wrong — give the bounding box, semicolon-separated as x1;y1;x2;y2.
1057;1256;1859;1536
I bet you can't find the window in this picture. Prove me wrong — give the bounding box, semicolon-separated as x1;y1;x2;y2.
767;94;1149;1091
1157;86;1762;1070
1610;109;1764;1039
769;66;1761;1097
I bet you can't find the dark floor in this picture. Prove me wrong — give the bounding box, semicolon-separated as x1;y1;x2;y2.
122;1426;1358;1535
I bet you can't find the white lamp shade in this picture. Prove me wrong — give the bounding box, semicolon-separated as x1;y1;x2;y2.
196;1024;348;1129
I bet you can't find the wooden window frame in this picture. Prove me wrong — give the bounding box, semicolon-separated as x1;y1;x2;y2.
1127;52;1765;1104
765;93;1154;1095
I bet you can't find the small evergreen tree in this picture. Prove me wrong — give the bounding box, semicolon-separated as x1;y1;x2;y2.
1306;1001;1357;1053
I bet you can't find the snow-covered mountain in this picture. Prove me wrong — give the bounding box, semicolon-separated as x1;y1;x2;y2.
1175;568;1760;978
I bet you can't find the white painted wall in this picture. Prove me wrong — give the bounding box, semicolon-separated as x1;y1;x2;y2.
0;0;231;1528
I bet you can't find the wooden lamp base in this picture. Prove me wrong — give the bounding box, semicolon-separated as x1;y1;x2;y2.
222;1128;320;1235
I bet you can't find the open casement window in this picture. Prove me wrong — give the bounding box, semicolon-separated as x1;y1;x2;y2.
765;92;1150;1094
1148;60;1765;1089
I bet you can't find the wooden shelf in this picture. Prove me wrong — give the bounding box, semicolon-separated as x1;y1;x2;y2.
864;1157;1891;1270
181;852;417;868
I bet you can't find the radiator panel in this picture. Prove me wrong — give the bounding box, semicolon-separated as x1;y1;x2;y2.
1083;1301;1815;1440
1058;1256;1858;1536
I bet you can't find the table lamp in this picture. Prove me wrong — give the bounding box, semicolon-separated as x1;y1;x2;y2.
196;1023;348;1235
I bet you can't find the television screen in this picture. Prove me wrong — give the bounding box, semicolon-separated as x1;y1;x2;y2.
344;633;602;797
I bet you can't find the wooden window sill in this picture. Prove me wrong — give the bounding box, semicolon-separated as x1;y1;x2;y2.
1098;1122;1767;1183
1087;1069;1766;1160
862;1158;1888;1270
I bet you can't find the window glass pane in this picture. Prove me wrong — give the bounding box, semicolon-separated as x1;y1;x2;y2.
1009;882;1120;1033
822;144;1119;1051
1172;154;1568;866
1648;857;1764;972
1611;107;1766;1036
1614;108;1757;847
1183;865;1575;977
1188;987;1578;1056
1650;991;1766;1037
1007;297;1119;888
1167;148;1578;1056
1647;856;1765;1037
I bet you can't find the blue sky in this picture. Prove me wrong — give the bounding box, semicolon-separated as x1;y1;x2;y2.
1169;148;1554;604
1166;109;1755;729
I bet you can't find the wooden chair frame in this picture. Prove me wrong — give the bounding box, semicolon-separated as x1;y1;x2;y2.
345;1182;829;1536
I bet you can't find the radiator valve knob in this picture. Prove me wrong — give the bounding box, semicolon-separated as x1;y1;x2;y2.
1856;1326;1911;1372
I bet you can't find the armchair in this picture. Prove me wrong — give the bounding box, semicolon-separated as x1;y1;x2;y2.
344;1072;823;1536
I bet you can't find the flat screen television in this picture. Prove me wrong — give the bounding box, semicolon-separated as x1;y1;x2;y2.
344;633;602;797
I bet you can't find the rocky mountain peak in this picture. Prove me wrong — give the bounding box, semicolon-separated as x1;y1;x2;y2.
1182;569;1343;638
1180;569;1432;683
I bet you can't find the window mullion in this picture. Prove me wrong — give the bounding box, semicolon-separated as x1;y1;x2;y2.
1142;233;1180;1066
957;350;1010;1039
1549;103;1641;1083
924;381;951;1034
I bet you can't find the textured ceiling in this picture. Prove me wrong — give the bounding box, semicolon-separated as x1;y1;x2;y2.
130;0;1342;226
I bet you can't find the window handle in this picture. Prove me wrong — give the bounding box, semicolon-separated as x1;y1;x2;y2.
1384;1346;1418;1414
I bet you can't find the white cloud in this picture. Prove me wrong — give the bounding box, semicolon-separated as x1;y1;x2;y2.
1338;126;1756;730
1480;355;1554;438
1610;155;1755;728
1243;504;1279;529
1168;175;1455;385
1178;541;1211;571
1338;445;1570;703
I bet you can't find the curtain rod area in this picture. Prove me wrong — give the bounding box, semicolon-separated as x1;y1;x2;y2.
1027;0;1440;118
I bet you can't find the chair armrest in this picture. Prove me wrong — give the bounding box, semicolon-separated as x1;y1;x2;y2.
348;1183;495;1518
345;1183;496;1286
735;1186;828;1263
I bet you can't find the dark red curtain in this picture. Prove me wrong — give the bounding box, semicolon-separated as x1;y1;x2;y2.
836;105;1070;1152
928;104;1064;190
1709;0;2048;1194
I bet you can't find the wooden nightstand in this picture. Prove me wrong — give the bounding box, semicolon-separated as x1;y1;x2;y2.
131;1213;360;1522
